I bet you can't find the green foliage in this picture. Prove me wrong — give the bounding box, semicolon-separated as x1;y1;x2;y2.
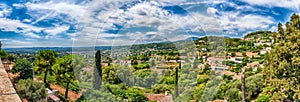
197;74;209;84
78;87;119;102
125;88;147;101
263;13;300;101
244;31;272;38
107;83;127;99
256;94;270;102
52;55;75;83
52;54;85;99
245;74;264;100
135;63;150;70
94;50;102;89
191;84;205;101
11;58;33;79
225;88;242;102
199;64;211;75
135;69;158;87
35;50;58;83
16;79;46;101
0;50;8;58
151;84;172;94
102;65;121;84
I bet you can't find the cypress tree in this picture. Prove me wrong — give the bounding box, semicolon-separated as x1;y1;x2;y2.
175;62;180;97
93;50;102;89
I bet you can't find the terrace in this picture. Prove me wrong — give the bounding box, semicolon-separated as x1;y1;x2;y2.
0;59;22;102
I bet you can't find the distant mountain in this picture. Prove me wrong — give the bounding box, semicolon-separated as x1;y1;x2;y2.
185;37;200;41
3;46;113;54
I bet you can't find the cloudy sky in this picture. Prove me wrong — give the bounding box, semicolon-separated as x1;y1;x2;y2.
0;0;299;48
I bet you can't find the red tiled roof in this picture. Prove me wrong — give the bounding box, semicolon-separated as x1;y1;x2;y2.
247;62;260;67
146;93;173;102
246;52;258;57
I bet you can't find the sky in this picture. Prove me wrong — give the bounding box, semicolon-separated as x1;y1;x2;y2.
0;0;299;48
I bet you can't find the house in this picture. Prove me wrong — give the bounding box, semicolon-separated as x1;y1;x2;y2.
179;55;187;59
244;38;254;41
260;47;271;54
247;62;260;68
211;65;228;71
168;60;177;63
146;91;173;102
228;57;243;64
260;49;267;54
254;42;263;46
245;52;258;57
222;70;234;76
201;48;207;51
235;52;243;57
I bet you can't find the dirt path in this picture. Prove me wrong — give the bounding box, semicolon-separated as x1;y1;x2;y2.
50;84;82;102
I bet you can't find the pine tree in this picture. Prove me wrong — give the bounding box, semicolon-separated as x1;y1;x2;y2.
35;50;58;84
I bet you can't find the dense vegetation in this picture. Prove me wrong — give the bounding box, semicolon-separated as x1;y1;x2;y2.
16;79;46;101
263;13;300;101
3;13;300;102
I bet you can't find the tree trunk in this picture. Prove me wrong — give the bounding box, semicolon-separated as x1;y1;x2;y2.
65;82;69;100
44;70;48;83
241;69;246;102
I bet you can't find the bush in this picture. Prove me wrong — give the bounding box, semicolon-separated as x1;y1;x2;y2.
125;88;147;101
197;75;209;84
256;94;270;102
16;79;46;101
151;84;172;94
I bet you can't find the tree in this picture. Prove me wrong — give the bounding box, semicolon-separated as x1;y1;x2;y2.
11;58;33;79
0;50;8;58
16;79;46;101
174;62;180;97
94;50;102;89
125;88;147;101
102;65;121;84
52;54;76;99
256;94;270;102
35;50;58;84
0;41;2;50
225;88;242;102
263;13;300;101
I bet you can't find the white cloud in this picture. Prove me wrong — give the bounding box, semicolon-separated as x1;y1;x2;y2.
25;1;87;21
241;0;300;11
218;13;274;33
44;25;69;36
0;18;43;33
24;32;42;39
0;3;12;17
207;7;217;15
72;0;223;47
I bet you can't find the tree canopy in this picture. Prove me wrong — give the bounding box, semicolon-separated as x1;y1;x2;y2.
11;58;33;79
263;13;300;101
34;50;58;84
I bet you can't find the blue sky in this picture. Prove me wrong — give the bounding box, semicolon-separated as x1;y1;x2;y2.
0;0;299;48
